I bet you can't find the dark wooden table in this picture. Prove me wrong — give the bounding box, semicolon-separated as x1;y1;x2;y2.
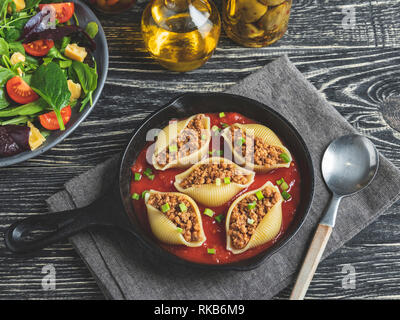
1;0;400;299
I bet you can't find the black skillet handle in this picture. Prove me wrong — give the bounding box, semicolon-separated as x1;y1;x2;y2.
5;206;95;254
5;187;131;254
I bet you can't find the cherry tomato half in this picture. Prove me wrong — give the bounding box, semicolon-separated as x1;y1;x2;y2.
23;39;54;57
6;76;39;105
38;2;75;24
39;105;72;130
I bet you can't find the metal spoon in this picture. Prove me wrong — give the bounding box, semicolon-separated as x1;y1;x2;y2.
290;134;379;300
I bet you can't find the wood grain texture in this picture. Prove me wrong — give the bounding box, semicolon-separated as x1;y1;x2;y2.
1;0;400;299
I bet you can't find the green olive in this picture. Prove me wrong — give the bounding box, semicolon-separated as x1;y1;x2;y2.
258;1;290;31
238;0;268;23
257;0;286;6
239;23;264;38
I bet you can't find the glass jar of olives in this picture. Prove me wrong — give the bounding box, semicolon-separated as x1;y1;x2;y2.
222;0;292;48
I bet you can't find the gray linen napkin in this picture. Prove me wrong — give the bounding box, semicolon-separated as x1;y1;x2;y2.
47;55;400;300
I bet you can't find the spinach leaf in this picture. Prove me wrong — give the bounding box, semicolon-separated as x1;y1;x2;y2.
85;22;98;39
0;90;10;109
0;115;30;125
69;61;97;94
31;62;71;130
3;17;30;42
0;67;15;109
60;36;70;52
59;59;71;68
0;98;48;117
68;61;97;111
8;41;25;54
46;46;68;60
0;38;9;57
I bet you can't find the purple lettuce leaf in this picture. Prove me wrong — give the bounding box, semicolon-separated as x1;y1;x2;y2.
22;25;97;51
0;125;30;157
21;9;53;40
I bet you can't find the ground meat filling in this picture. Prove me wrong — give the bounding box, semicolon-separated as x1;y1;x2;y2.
155;114;207;167
228;186;281;250
179;162;250;189
148;193;201;242
230;127;285;167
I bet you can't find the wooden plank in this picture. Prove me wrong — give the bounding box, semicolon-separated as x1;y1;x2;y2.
101;0;384;49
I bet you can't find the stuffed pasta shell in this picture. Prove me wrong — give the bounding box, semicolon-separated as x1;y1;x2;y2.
221;123;292;172
226;181;282;254
174;157;255;207
144;190;206;247
152;114;211;170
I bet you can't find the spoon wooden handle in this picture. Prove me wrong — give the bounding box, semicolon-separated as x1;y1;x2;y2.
289;224;333;300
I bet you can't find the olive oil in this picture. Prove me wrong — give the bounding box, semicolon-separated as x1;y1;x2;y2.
141;0;221;72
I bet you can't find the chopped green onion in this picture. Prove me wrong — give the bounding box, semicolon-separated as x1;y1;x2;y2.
179;203;187;212
131;193;140;200
281;191;292;201
161;203;170;212
134;172;142;181
176;227;183;233
215;178;221;186
219;112;225;118
276;178;285;185
141;190;149;198
215;214;224;223
280;153;291;163
169;145;178;153
247;218;254;225
247;201;257;210
148;174;155;181
221;123;229;128
281;181;289;191
207;248;216;255
236;137;246;146
224;177;231;184
255;190;264;200
211;125;220;133
143;168;153;176
201;134;207;140
204;208;214;217
209;150;223;156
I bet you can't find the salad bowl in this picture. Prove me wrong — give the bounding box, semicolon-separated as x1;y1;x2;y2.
0;0;109;167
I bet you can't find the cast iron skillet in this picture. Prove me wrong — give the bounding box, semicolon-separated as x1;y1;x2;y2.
5;93;314;271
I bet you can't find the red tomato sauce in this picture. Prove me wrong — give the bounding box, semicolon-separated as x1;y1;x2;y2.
130;112;301;265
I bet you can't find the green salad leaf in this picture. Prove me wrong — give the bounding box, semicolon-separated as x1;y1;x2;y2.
85;22;99;39
0;98;48;117
0;67;15;109
31;62;71;130
8;41;25;54
47;46;68;61
68;61;97;111
0;38;9;57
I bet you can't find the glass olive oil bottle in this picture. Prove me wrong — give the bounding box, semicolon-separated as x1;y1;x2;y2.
141;0;221;72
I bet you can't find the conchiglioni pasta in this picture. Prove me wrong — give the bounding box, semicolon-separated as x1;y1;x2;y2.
152;114;211;170
226;181;282;254
174;157;255;207
221;123;292;172
144;190;206;247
